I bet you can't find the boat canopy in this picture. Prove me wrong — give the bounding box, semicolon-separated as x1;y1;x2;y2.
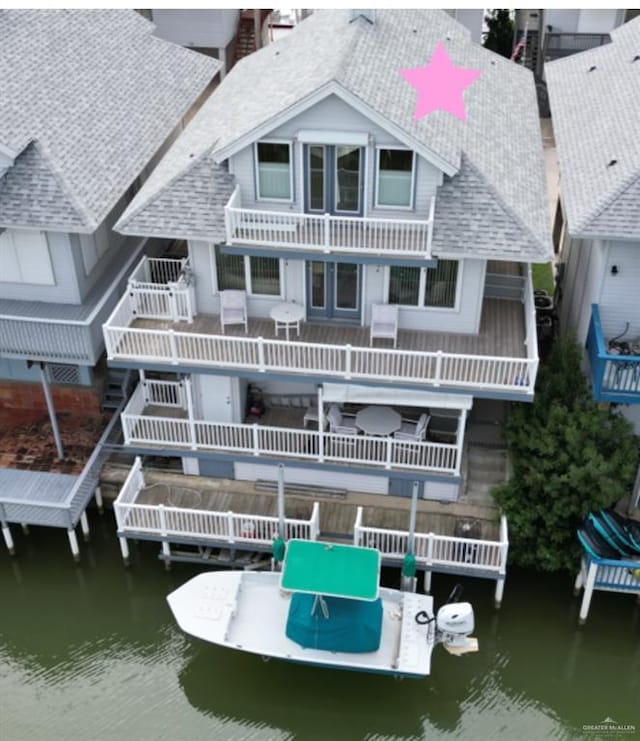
286;593;383;653
281;540;380;601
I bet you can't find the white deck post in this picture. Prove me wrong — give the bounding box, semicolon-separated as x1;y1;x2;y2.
318;385;324;462
345;345;352;379
94;486;104;515
119;536;130;565
21;523;30;535
454;408;467;477
579;560;598;625
2;523;15;555
184;377;197;450
423;569;432;594
159;505;171;569
80;511;90;542
67;528;80;562
494;576;505;609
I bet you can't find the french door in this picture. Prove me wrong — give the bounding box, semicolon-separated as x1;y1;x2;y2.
306;261;361;322
305;144;364;216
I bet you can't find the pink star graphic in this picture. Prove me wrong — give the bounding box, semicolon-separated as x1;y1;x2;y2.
398;42;482;122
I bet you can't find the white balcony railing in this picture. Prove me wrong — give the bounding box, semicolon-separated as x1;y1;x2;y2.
353;507;509;576
114;458;321;546
105;292;537;395
224;185;435;257
121;381;460;475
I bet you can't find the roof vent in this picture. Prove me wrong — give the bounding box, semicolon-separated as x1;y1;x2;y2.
349;10;374;24
588;65;597;72
607;159;618;168
633;55;640;62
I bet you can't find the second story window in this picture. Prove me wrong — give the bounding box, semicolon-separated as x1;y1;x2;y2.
0;229;55;285
376;148;414;209
215;247;281;297
255;141;292;201
388;260;459;309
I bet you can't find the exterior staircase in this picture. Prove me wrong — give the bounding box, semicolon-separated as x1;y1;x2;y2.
100;368;134;412
233;9;272;65
463;444;510;504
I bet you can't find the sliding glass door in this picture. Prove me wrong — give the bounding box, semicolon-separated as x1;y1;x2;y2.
306;261;361;321
304;145;363;216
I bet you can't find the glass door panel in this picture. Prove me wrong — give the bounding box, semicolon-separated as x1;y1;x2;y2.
335;263;358;311
308;146;325;212
335;146;361;214
310;261;326;310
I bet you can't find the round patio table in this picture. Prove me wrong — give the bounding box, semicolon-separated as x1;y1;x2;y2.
355;406;402;436
270;302;305;341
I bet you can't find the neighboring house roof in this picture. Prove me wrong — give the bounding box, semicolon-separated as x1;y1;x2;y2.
0;10;219;233
546;17;640;238
117;9;551;262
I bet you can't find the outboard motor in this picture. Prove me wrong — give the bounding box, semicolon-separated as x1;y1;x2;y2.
436;602;479;656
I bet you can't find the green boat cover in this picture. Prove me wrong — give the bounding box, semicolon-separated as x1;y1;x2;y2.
285;593;383;653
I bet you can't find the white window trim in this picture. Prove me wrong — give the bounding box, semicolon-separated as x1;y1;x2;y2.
374;146;416;211
384;260;462;312
254;139;294;203
333;145;363;216
211;246;284;299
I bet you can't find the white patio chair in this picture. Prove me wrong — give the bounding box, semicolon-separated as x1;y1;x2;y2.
220;290;248;334
393;413;430;441
327;404;359;435
370;303;399;348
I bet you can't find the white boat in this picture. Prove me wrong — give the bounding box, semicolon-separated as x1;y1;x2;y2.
167;540;478;678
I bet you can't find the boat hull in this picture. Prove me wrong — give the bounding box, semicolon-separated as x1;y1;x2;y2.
167;570;436;678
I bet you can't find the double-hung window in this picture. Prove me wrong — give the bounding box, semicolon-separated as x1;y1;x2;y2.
0;229;55;285
388;260;459;309
255;141;292;201
215;247;281;297
376;148;415;209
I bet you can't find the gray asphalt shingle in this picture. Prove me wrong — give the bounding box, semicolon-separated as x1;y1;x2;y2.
546;17;640;237
117;9;551;262
0;10;219;232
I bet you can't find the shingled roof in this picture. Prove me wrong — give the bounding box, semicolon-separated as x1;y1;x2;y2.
117;9;551;262
546;17;640;238
0;10;219;232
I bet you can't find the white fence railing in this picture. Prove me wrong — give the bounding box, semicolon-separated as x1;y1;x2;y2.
224;185;434;257
121;407;460;475
104;293;536;395
353;508;509;575
128;257;194;323
114;459;321;545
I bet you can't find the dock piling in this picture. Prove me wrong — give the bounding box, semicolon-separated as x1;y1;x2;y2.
118;536;130;565
67;528;80;562
494;576;505;609
80;511;90;542
2;522;15;555
162;541;172;570
423;570;432;594
94;486;104;515
579;560;597;625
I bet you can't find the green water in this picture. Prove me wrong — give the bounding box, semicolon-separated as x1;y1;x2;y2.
1;512;639;741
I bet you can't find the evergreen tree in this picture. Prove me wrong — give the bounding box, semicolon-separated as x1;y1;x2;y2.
483;9;515;59
494;335;639;572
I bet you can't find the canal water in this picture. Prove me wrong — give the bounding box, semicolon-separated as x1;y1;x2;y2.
1;511;639;741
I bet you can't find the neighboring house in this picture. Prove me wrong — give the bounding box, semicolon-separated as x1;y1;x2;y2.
105;9;551;503
546;16;640;433
515;8;639;77
0;11;219;428
146;9;240;77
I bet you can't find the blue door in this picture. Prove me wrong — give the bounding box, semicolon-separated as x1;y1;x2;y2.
306;260;361;322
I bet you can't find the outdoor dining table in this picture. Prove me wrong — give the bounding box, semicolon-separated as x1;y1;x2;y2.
355;406;402;436
270;302;305;341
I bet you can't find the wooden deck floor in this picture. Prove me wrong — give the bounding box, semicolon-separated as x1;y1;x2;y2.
135;476;500;541
133;298;526;359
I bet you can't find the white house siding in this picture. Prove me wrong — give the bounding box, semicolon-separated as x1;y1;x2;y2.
576;9;620;33
598;241;640;339
150;9;239;49
423;479;460;502
234;461;389;495
228;93;442;218
0;230;80;304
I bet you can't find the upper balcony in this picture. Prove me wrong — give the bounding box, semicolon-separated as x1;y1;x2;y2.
586;304;640;404
224;185;435;259
542;32;611;63
103;257;539;398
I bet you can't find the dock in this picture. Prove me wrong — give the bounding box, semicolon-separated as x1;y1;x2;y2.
113;458;509;606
